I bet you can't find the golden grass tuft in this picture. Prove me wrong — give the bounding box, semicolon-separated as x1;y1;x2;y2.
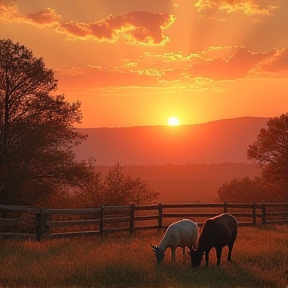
0;226;287;287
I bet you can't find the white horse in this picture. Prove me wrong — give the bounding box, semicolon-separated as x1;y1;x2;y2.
150;219;199;264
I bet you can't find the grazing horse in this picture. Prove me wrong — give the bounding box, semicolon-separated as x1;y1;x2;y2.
150;219;199;264
190;213;237;267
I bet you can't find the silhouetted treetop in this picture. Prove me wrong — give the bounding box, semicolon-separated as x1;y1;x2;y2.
247;113;288;167
0;39;88;205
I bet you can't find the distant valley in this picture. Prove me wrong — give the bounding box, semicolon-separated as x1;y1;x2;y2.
73;117;267;203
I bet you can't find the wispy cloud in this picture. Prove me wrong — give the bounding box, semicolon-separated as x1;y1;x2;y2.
0;4;61;27
187;47;285;80
122;46;287;81
56;46;287;96
194;0;279;20
250;48;288;77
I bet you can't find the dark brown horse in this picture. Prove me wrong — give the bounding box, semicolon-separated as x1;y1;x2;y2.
190;213;238;267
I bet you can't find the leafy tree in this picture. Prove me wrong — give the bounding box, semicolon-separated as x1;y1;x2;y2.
0;39;90;205
73;168;105;208
75;163;160;207
217;113;288;203
102;162;160;205
247;113;288;202
217;177;267;203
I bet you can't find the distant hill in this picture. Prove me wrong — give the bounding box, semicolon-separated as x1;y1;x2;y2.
74;117;268;165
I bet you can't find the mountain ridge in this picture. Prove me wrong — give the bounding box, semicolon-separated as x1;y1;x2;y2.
74;116;268;165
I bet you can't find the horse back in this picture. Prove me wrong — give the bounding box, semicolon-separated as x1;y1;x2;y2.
200;213;237;250
214;213;237;245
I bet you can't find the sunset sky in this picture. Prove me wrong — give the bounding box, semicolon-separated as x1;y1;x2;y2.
1;0;288;128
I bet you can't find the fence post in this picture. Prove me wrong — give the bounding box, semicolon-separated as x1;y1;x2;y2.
252;203;256;226
36;208;50;241
36;209;44;241
158;203;163;231
129;204;135;234
224;201;228;213
44;210;51;236
262;203;266;225
99;205;104;238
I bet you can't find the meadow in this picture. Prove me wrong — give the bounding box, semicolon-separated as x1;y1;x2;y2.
0;226;287;288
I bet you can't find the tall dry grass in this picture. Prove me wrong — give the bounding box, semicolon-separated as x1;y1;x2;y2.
0;226;287;288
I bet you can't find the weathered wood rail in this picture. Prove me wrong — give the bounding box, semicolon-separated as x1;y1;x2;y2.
0;202;288;241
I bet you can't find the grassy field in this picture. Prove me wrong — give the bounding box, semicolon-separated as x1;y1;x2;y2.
0;226;287;288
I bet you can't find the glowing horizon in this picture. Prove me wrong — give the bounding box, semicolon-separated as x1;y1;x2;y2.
1;0;287;128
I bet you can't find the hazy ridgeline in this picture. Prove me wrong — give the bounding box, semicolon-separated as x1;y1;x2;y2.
74;117;268;166
94;163;261;203
0;226;287;288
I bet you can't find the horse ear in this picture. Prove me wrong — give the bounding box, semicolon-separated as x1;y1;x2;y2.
150;244;157;251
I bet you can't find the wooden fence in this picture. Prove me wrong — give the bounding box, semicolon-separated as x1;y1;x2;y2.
0;202;288;241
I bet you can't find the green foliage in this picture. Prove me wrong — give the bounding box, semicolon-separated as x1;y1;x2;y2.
0;39;90;205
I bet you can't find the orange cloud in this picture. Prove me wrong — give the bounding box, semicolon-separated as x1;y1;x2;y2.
188;47;279;80
261;49;288;72
0;2;174;45
26;7;61;25
58;12;175;45
59;22;90;38
195;0;278;19
56;66;159;92
0;4;60;27
121;46;286;82
249;48;288;78
56;46;287;94
0;4;22;22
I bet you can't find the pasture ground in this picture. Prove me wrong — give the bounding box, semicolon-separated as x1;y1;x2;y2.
0;225;287;288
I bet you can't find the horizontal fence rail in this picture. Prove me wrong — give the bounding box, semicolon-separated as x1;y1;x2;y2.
0;202;288;241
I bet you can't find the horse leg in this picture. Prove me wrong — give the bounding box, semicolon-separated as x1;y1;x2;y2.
205;251;209;266
228;242;234;262
182;247;186;262
171;249;176;264
216;248;222;266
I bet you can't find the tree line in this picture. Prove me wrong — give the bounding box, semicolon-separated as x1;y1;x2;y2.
0;39;287;207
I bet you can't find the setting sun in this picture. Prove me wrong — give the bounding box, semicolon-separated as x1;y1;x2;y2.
168;117;180;126
2;1;286;128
